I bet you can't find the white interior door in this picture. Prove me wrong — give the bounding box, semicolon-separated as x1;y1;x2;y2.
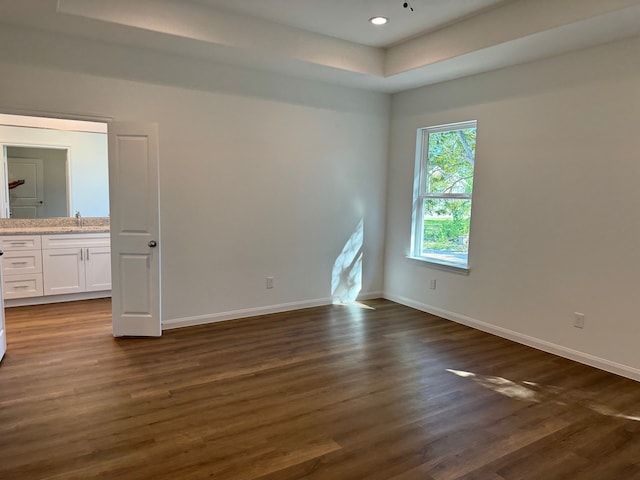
0;251;6;362
7;157;44;218
108;122;161;337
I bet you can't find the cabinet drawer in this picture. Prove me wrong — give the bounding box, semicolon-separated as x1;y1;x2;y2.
3;273;44;299
1;235;42;251
42;233;110;249
2;250;42;276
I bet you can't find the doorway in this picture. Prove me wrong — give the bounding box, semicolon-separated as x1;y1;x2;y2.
0;113;162;343
0;114;110;309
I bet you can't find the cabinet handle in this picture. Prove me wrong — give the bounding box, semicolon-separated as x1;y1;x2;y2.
9;242;27;246
14;285;29;289
86;248;90;261
80;248;83;261
11;261;28;265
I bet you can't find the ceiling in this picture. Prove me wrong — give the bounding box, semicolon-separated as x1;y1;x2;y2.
193;0;511;47
2;0;640;93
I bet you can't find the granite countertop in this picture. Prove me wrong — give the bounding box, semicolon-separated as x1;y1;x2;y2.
0;217;110;236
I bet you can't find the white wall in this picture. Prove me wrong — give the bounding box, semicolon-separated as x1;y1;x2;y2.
0;125;109;217
385;35;640;379
0;26;389;324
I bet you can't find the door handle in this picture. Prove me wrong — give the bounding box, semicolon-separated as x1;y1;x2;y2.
148;240;157;248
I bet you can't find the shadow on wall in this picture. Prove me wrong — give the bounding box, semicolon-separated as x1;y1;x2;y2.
331;219;363;304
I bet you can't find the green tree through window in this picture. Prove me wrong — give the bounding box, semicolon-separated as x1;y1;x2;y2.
412;121;477;269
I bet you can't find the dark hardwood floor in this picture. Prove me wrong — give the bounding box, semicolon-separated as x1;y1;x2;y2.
1;298;639;479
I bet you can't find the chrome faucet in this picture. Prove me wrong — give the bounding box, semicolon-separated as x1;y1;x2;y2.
75;211;82;227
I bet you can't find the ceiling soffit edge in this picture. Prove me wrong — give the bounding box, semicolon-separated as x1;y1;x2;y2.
49;0;640;92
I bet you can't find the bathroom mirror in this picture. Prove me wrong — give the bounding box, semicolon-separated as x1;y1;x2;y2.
0;114;109;219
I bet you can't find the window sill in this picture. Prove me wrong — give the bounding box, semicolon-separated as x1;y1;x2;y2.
406;255;470;275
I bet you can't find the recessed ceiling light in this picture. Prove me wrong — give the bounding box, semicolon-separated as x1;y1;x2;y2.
369;16;388;26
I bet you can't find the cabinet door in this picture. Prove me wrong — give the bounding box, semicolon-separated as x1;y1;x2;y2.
85;247;111;292
42;248;85;295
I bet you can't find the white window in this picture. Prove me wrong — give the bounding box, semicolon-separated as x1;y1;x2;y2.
411;121;477;271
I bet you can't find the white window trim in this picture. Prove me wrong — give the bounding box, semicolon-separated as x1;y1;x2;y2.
405;254;470;275
410;120;477;273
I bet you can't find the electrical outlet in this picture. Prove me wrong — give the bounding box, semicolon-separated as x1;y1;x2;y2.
574;312;585;329
266;276;274;289
429;279;437;290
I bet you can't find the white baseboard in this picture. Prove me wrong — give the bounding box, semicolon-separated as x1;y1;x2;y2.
5;291;111;307
384;292;640;383
163;290;384;330
162;296;332;330
358;290;383;301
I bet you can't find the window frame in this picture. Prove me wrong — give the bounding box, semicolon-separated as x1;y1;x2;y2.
410;120;477;273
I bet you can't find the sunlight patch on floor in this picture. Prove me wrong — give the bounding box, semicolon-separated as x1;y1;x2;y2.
446;368;541;402
333;301;375;310
446;368;640;422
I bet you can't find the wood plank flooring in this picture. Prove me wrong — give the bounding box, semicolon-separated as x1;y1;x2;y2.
1;298;639;479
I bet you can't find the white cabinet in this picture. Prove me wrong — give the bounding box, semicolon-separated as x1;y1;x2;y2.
42;247;84;295
3;272;44;299
0;232;111;302
42;234;111;296
84;247;112;292
0;235;44;299
1;236;41;251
